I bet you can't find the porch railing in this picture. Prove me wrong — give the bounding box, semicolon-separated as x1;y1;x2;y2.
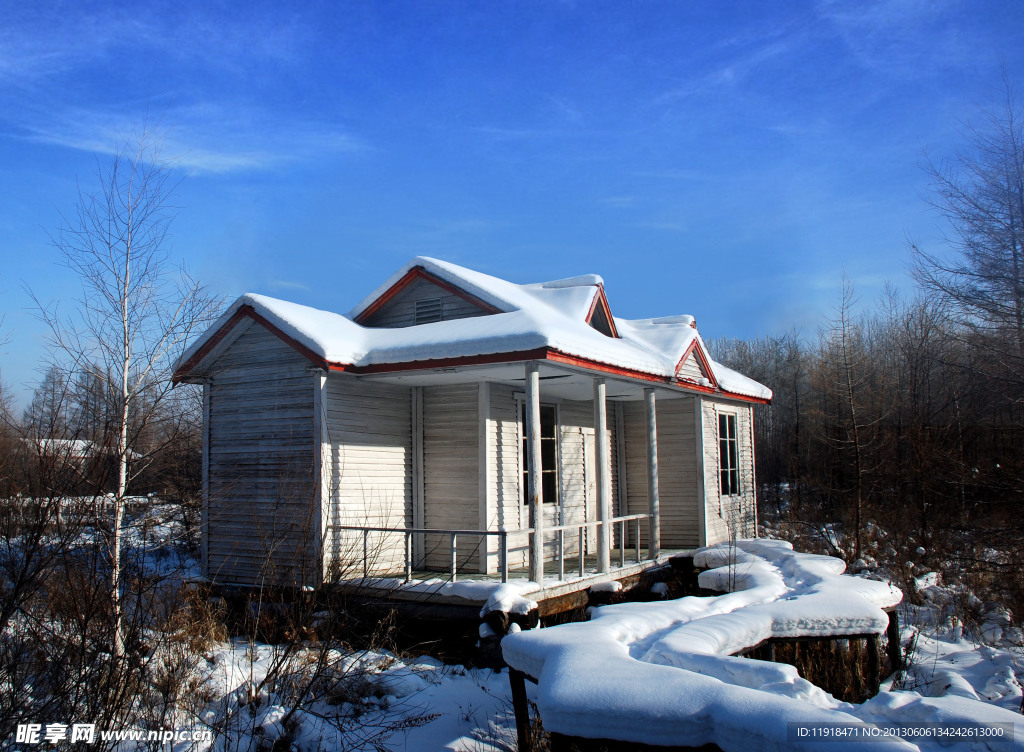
326;512;650;585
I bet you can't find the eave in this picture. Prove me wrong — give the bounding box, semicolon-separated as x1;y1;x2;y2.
174;305;770;405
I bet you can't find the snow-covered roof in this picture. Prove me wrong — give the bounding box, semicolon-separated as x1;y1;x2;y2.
176;257;771;402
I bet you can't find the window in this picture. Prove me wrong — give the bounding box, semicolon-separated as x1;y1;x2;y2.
414;297;443;325
522;403;558;505
719;412;739;496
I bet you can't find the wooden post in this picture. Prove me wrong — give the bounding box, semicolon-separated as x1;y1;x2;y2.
886;609;902;673
526;363;544;584
594;378;611;573
509;669;533;752
867;633;881;696
644;387;661;559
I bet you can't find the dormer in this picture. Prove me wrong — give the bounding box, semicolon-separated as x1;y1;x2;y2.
354;266;501;328
586;285;619;338
675;336;718;389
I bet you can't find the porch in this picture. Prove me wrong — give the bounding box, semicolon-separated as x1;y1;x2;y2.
324;512;693;614
321;359;704;588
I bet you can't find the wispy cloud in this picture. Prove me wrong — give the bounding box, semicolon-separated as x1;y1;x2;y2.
0;4;352;173
815;0;971;76
266;279;311;293
655;25;804;105
7;103;365;174
599;196;637;208
0;4;309;86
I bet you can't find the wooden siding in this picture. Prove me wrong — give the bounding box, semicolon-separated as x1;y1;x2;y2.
205;324;317;587
488;384;526;570
677;352;706;382
362;276;491;328
323;375;412;578
622;397;701;548
422;384;482;571
486;388;616;570
701;398;757;544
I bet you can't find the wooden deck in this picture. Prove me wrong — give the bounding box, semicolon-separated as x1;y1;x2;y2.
327;548;697;617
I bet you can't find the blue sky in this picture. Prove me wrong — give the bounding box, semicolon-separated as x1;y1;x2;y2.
1;1;1022;407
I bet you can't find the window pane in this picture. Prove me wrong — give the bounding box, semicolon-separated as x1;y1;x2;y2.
540;406;556;438
541;438;556;469
542;472;557;505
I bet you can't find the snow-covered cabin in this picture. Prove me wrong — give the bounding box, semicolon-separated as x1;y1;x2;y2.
174;258;771;588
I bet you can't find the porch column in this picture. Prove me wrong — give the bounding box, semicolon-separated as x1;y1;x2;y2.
594;378;611;573
526;362;544;584
644;388;661;559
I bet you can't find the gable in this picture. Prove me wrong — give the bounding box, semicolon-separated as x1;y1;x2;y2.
205;319;313;376
585;287;619;338
357;268;501;328
676;343;717;388
174;304;328;382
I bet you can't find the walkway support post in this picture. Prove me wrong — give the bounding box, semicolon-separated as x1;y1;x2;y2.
594;377;611;573
644;387;661;559
526;362;544;584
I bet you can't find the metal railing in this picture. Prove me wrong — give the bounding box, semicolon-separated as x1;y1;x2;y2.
327;512;650;584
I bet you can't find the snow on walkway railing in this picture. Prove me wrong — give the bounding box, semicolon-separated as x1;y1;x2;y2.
502;540;1022;752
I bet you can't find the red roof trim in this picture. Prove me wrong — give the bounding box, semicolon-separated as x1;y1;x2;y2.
354;266;503;324
584;285;620;338
173;305;328;382
339;347;768;403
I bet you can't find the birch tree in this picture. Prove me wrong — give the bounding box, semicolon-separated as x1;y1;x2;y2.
36;130;220;657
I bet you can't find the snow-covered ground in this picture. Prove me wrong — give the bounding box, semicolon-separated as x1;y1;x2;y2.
177;644;519;752
502;540;1022;752
44;506;1022;751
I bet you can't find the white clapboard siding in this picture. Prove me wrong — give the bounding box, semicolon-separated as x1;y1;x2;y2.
677;352;706;382
487;384;528;570
422;384;482;572
363;276;491;328
323;375;412;578
623;396;701;548
205;325;317;587
559;399;612;554
702;398;757;544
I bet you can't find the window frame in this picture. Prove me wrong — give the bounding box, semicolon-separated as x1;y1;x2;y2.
718;410;740;497
518;400;560;509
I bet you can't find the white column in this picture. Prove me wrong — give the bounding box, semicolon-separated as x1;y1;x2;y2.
594;377;611;573
644;388;661;559
526;362;544;584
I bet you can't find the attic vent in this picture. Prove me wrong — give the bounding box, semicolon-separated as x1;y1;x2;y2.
414;297;443;325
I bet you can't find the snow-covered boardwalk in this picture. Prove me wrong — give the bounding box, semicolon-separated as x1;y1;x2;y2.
502;540;1022;751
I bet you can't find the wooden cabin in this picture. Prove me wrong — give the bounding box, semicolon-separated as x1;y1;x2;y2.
173;258;772;590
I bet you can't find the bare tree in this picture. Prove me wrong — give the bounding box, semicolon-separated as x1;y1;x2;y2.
33;128;221;658
911;79;1024;396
